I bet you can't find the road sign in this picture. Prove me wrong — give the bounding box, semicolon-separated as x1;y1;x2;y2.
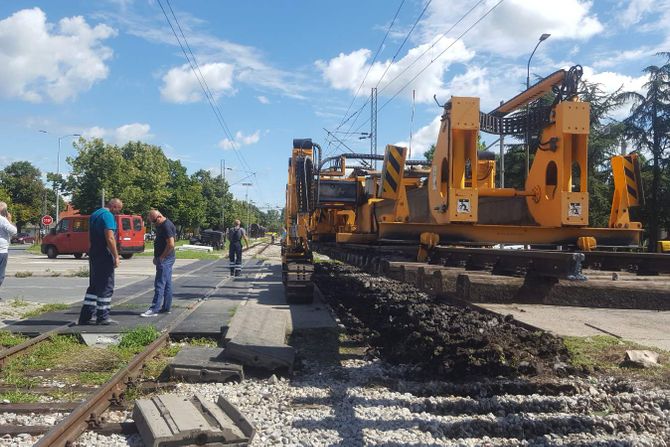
41;215;53;226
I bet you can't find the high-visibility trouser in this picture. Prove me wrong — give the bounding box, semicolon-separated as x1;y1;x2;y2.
78;255;115;323
229;242;242;275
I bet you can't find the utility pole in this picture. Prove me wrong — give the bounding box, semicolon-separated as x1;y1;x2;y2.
220;159;226;230
370;87;377;171
242;182;252;231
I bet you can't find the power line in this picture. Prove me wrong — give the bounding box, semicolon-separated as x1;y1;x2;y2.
329;0;406;141
158;0;254;175
332;0;434;153
347;0;505;137
333;0;487;151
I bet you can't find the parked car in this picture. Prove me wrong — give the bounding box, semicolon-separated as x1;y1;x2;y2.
11;232;36;245
41;214;145;259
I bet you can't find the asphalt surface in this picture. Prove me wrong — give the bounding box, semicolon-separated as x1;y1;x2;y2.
1;245;198;303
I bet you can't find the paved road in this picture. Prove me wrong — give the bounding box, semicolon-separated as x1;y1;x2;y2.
2;245;197;303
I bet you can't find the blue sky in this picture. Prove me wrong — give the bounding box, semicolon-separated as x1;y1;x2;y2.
0;0;667;209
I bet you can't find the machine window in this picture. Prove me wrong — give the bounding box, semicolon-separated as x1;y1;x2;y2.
133;217;143;231
122;218;131;231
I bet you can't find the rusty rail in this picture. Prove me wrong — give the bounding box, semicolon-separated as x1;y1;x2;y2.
35;242;270;446
0;323;74;368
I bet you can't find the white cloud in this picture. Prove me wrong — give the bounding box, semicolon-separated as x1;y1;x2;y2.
82;123;153;143
257;95;270;104
0;8;116;102
421;0;603;56
582;66;647;95
395;115;442;158
618;0;654;27
160;62;234;103
315;37;474;103
218;130;261;150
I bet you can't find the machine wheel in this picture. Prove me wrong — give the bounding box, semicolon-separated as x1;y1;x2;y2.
73;253;83;259
46;246;58;259
121;254;134;260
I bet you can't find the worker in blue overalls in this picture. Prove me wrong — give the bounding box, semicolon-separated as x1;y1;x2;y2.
77;198;123;325
228;219;249;276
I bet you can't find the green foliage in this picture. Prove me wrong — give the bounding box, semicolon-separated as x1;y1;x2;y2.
118;325;161;351
0;391;40;403
0;330;28;348
619;52;670;250
0;161;51;231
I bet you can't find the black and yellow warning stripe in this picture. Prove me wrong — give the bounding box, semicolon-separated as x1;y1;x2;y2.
623;154;643;206
381;145;407;199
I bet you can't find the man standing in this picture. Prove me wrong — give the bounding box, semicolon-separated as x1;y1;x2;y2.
141;210;176;317
77;198;123;325
228;219;249;276
0;202;17;295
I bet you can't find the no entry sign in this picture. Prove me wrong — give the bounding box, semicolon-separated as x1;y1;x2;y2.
41;215;54;226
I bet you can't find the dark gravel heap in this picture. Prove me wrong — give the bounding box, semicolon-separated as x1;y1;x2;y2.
315;263;572;380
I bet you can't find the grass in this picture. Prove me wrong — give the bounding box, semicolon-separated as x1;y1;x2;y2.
26;243;41;254
0;330;29;348
1;335;86;389
9;298;29;308
111;325;162;361
64;267;89;277
14;271;33;278
78;371;115;385
22;303;70;319
0;390;40;403
564;335;670;386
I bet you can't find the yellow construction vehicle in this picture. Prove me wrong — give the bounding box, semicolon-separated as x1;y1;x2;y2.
281;139;318;303
366;65;642;248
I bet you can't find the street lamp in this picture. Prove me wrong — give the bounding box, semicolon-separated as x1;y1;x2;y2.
242;182;253;230
525;33;550;179
220;159;232;229
39;131;81;222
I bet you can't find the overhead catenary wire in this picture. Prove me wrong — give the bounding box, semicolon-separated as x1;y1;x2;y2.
333;0;488;151
325;0;407;156
158;0;254;175
330;0;431;154
345;0;505;138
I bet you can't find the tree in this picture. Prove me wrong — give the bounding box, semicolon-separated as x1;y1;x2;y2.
162;160;207;235
67;139;172;216
0;161;47;231
619;52;670;251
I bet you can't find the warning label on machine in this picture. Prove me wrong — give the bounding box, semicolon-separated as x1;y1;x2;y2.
457;198;471;213
568;202;582;217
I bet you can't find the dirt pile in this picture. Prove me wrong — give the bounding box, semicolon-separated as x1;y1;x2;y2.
314;263;572;380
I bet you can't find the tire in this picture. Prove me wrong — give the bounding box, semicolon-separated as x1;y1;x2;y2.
121;254;133;260
74;253;83;259
46;246;58;259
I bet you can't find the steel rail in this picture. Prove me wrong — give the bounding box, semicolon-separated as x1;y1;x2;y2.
0;322;74;368
581;250;670;275
36;242;270;447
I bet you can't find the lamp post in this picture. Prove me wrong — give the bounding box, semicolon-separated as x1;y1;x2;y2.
39;131;81;222
220;160;232;230
242;182;253;231
525;33;550;179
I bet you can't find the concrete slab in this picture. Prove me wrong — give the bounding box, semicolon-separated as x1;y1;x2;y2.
170;347;244;383
224;306;287;343
133;393;255;447
480;303;670;351
223;337;295;372
80;333;121;347
170;300;238;339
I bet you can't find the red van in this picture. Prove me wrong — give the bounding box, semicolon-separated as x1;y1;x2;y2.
41;214;145;259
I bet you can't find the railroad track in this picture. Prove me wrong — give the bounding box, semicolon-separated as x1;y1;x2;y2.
0;242;271;446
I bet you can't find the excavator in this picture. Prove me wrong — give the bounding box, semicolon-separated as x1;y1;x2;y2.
282;65;646;301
